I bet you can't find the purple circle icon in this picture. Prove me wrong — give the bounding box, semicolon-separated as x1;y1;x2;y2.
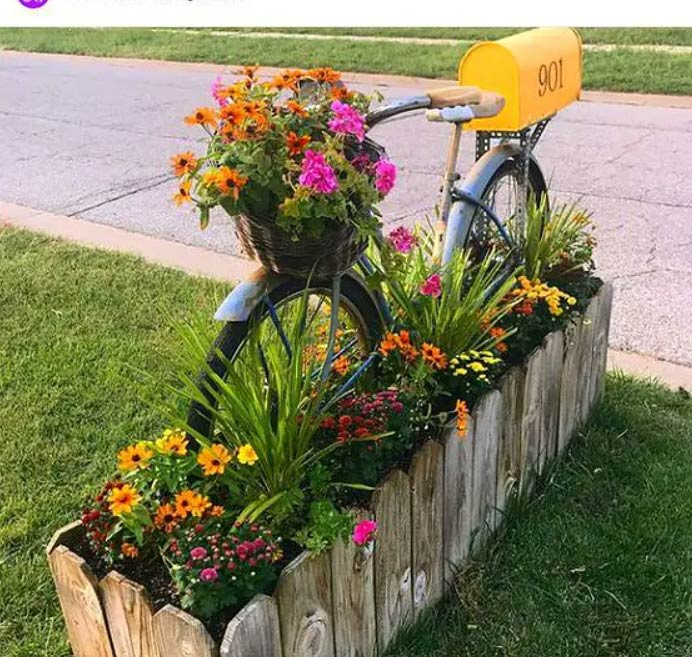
18;0;49;7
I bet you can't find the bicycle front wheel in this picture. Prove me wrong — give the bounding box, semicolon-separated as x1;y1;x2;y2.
186;274;385;439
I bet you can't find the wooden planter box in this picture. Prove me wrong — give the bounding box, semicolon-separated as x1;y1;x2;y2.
47;283;613;657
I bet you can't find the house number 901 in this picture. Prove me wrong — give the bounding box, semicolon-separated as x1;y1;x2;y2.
538;59;564;97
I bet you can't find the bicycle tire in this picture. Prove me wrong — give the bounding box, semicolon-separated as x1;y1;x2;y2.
186;274;385;439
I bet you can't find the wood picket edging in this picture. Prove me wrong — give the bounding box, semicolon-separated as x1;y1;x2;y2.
46;283;613;657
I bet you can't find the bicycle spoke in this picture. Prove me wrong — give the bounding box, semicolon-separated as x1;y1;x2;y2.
264;294;293;359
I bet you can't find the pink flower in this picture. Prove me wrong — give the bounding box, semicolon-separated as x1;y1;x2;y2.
420;273;442;298
328;101;366;142
352;520;377;546
388;226;416;254
190;546;208;560
211;74;227;107
298;150;339;194
375;159;397;195
199;567;218;582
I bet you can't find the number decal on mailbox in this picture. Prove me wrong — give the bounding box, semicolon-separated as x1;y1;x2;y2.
538;59;564;97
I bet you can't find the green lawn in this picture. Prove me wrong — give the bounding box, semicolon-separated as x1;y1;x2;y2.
0;228;225;657
385;374;692;657
2;228;692;656
2;28;692;95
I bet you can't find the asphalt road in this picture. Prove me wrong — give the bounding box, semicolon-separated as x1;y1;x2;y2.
2;52;692;367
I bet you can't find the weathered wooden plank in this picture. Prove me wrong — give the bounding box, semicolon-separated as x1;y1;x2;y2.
331;511;376;657
470;390;502;551
442;415;474;583
520;346;546;495
577;291;600;426
588;282;614;411
373;469;413;649
46;520;83;555
99;571;159;657
48;545;115;657
275;551;334;657
496;367;526;526
409;440;444;616
221;594;282;657
558;316;583;453
153;604;218;657
541;330;564;470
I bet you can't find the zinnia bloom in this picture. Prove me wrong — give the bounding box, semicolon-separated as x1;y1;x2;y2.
420;273;442;298
421;343;448;370
155;429;188;456
374;159;397;195
197;444;232;476
108;484;141;517
298;150;339;194
285;99;308;117
154;503;178;533
286;131;311;157
270;69;303;91
210;505;225;517
388;226;416;254
352;519;377;546
170;151;198;177
121;543;139;558
456;400;469;438
328;100;366;142
174;490;211;518
308;67;341;84
173;180;192;206
117;442;154;472
184;107;218;129
214;166;248;200
237;444;259;466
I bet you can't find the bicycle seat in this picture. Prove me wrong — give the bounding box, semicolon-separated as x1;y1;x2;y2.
427;86;483;108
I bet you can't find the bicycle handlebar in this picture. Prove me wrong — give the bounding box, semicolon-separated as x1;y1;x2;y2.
366;95;431;127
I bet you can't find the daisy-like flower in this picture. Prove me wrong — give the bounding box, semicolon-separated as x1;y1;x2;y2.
155;429;188;456
209;505;225;517
286;131;311;157
154;503;178;533
308;67;341;84
197;444;232;476
121;542;139;558
184;107;218;129
270;69;303;91
214;166;248;200
108;484;141;517
117;442;154;472
170;151;198;177
332;355;350;376
173;180;192;206
455;400;469;438
219;103;246;126
237;444;259;466
421;343;448;370
174;490;211;518
285;99;308;117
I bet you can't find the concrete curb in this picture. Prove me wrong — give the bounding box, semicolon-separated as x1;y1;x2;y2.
3;49;692;109
2;199;691;391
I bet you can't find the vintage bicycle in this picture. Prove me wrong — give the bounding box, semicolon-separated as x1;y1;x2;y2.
187;27;583;437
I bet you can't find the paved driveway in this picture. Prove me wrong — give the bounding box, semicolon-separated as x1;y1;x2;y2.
2;52;692;366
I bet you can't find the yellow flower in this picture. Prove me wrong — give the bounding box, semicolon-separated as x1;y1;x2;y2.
237;444;259;466
197;444;232;476
469;361;488;373
156;429;188;456
117;442;154;472
108;484;141;517
154;503;178;533
174;490;211;518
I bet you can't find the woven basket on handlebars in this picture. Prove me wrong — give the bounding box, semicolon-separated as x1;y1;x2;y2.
233;212;367;278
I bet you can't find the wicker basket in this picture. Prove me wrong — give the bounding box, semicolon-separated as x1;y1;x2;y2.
232;212;366;277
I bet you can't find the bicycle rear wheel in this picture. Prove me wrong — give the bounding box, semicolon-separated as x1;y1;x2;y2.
186;274;384;439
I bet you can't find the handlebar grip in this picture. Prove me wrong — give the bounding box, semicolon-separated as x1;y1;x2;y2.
425;105;476;123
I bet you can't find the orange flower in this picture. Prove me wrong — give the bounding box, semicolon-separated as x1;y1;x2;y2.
214;166;248;199
332;355;349;376
209;505;225;517
286;131;311;157
173;180;192;206
218;82;248;102
154;503;178;533
219;103;246;125
455;400;469;438
241;100;267;123
308;67;341;84
489;327;508;353
232;114;270;141
174;490;211;518
108;484;141;517
184;107;217;129
155;429;188;456
378;330;419;362
421;343;448;370
197;444;232;476
270;69;303;91
378;331;399;358
170;151;198;177
330;85;353;101
121;543;139;558
117;442;154;472
285;99;308;117
237;64;259;79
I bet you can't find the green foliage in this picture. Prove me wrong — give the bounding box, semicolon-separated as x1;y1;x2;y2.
293;499;354;554
522;198;597;281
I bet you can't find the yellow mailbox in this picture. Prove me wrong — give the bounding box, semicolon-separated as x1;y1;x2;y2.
459;27;582;132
